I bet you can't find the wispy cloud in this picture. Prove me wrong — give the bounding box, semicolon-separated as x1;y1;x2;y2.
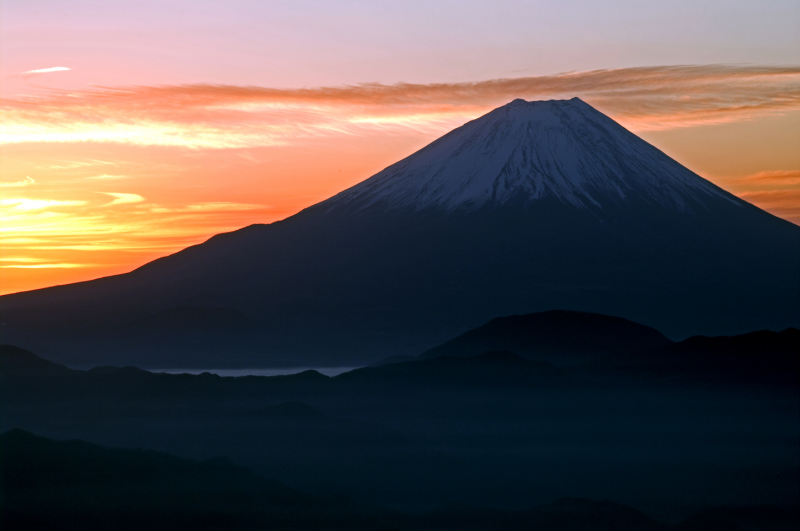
0;262;96;269
1;65;797;149
86;174;128;180
702;169;799;224
737;189;800;225
21;66;71;75
0;198;271;256
98;192;145;205
734;170;800;186
0;176;35;187
0;198;87;211
150;202;267;213
42;159;116;170
0;257;48;263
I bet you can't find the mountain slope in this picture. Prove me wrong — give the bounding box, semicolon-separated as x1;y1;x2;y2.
0;98;797;368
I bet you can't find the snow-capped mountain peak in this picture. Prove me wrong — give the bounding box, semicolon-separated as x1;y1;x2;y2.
323;98;734;212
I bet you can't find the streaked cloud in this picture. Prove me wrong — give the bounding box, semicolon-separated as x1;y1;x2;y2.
150;202;266;213
0;198;270;256
0;257;48;263
0;262;95;269
737;189;800;225
21;66;71;75
0;176;35;187
98;192;145;205
1;65;797;149
86;174;128;180
0;192;274;293
702;169;799;224
734;170;800;186
0;198;87;211
42;159;117;170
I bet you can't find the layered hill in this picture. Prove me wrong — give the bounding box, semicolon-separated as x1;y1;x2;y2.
3;334;797;518
1;98;797;368
7;430;767;531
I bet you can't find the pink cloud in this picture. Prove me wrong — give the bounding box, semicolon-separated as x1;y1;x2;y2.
1;65;798;149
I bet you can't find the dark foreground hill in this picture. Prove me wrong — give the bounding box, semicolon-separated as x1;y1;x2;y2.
0;429;388;531
6;430;791;531
0;429;307;529
1;98;797;368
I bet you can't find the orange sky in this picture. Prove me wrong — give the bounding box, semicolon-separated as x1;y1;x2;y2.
1;65;799;295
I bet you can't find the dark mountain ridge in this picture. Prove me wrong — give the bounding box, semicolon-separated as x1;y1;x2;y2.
2;317;796;402
1;98;797;368
591;327;800;385
418;309;674;364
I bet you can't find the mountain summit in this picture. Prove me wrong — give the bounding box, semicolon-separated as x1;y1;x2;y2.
1;99;797;368
323;98;731;213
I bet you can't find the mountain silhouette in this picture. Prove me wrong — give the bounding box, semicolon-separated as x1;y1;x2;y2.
592;327;799;385
1;98;797;368
418;310;673;364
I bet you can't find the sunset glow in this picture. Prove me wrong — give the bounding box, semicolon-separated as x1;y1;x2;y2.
1;1;798;295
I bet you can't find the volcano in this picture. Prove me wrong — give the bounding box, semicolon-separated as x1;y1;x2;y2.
1;98;798;367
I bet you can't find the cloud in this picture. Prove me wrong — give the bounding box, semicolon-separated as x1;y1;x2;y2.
0;176;35;187
150;202;267;213
98;192;145;205
737;189;800;225
735;170;800;186
0;198;87;211
43;159;117;170
1;65;797;149
0;257;48;263
0;262;96;269
86;174;128;180
21;67;71;75
183;202;266;211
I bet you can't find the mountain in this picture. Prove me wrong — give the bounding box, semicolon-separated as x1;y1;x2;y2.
591;327;800;385
1;98;797;368
417;310;673;364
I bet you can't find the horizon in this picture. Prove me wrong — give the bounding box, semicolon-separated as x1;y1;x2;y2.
1;1;799;295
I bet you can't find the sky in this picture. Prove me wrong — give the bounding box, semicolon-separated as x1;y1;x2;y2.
1;0;798;295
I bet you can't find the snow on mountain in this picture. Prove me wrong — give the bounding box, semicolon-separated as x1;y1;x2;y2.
324;98;735;212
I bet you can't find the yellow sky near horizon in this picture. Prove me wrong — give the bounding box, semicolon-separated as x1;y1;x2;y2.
1;66;798;295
